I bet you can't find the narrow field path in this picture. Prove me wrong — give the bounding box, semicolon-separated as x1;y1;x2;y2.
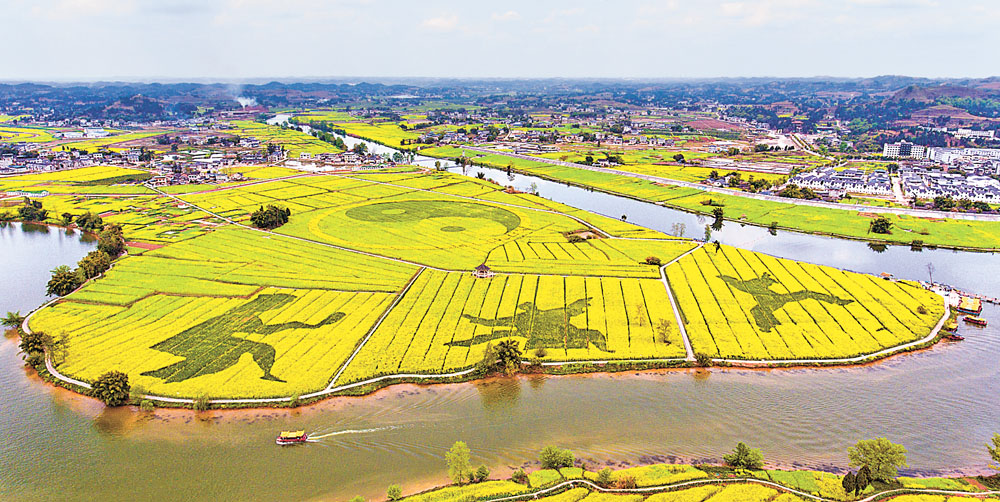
659;242;704;361
325;267;426;390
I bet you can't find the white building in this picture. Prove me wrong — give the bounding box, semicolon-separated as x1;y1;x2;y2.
883;141;926;159
84;127;109;138
954;129;995;140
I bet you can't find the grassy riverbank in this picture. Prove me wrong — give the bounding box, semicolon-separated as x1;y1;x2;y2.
416;146;1000;251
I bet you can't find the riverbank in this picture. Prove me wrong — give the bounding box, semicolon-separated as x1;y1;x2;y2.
406;144;1000;252
385;457;1000;502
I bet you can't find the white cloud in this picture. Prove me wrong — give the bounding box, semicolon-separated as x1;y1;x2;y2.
491;10;519;21
421;14;459;31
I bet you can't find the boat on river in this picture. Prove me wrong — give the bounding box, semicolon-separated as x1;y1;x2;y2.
957;297;982;315
944;332;965;341
963;316;987;327
276;430;308;445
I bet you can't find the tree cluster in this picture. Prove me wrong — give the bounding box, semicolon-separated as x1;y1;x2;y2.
17;198;48;222
250;205;291;230
90;371;131;407
46;225;122;297
777;184;818;200
869;216;893;235
723;441;764;469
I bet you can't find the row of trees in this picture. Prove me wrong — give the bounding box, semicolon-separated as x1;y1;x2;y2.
46;224;124;297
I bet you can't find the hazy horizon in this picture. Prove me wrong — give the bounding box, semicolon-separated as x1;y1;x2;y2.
4;0;998;81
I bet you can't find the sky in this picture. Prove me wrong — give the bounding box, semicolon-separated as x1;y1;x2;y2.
3;0;998;81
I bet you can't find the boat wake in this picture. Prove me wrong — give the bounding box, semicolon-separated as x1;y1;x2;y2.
307;426;399;442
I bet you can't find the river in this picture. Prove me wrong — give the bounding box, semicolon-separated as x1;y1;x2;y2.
1;143;999;502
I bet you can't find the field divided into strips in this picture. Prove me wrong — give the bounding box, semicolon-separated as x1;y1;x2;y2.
30;228;417;398
38;195;217;243
338;270;685;383
230;120;344;156
32;288;394;399
665;245;943;360
486;238;695;278
0;165;154;195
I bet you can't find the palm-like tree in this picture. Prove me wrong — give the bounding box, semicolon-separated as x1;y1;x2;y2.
494;339;523;375
2;311;24;329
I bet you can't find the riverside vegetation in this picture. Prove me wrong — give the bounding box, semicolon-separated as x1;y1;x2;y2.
353;436;1000;502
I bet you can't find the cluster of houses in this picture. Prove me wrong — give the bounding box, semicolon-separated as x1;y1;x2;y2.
898;166;1000;204
787;166;893;197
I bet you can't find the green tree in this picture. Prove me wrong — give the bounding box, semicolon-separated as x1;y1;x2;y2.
77;250;112;279
494;339;522;375
510;469;528;484
672;153;685;163
17;198;48;221
386;485;402;501
446;441;472;485
854;465;872;495
97;224;126;257
474;465;490;482
18;330;49;356
848;438;907;481
987;433;1000;470
91;371;131;406
61;212;74;225
539;445;574;469
250;205;291;230
75;212;104;232
723;442;764;469
841;471;856;495
712;207;724;220
596;467;614;487
869;216;892;235
46;265;82;297
2;311;24;329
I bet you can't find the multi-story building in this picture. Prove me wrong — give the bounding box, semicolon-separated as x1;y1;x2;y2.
883;140;926;159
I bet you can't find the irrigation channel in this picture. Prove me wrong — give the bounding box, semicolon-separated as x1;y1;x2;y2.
0;133;998;501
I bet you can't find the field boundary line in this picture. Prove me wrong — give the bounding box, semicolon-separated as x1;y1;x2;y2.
324;267;426;390
659;242;703;361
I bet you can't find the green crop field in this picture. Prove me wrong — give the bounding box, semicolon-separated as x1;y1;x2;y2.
666;244;943;360
10;166;946;400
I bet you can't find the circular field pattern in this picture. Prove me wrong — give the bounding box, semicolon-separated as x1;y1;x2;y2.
300;199;531;267
344;200;521;231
